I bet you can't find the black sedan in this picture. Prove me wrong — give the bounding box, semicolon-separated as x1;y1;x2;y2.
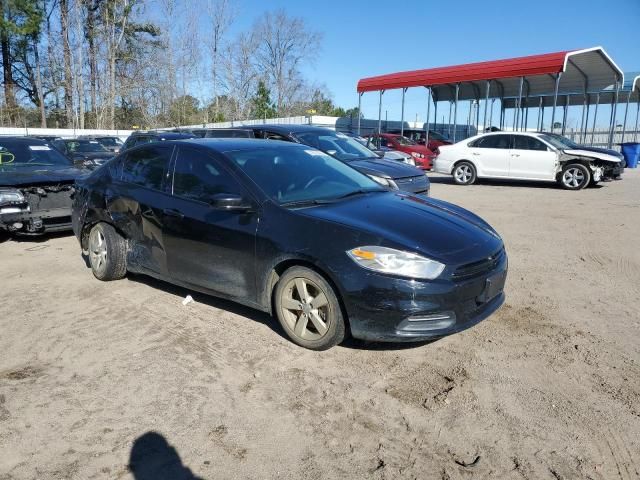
239;124;430;195
53;139;115;170
0;137;87;234
72;139;506;350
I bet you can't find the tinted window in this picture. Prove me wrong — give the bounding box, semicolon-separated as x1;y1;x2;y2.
293;131;378;161
134;136;154;147
472;135;512;149
226;146;382;205
172;146;242;203
121;145;172;190
514;136;548;151
263;131;289;141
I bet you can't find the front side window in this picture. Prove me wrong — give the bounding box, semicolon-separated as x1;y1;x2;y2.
514;136;548;151
225;146;383;205
121;145;172;190
172;146;242;203
471;135;512;149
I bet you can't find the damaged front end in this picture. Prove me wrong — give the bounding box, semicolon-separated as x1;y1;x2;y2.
0;183;75;234
559;149;625;181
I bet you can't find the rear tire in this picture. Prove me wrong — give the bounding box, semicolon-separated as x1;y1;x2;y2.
452;161;477;185
274;266;345;350
559;163;590;190
88;222;127;281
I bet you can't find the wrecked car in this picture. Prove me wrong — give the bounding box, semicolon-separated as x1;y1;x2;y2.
434;132;624;190
73;139;506;350
0;137;88;235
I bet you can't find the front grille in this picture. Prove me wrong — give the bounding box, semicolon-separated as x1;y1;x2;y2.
453;247;505;281
395;175;429;194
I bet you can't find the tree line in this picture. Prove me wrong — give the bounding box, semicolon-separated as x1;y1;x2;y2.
0;0;356;130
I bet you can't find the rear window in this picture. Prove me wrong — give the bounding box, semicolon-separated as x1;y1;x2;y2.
121;145;173;190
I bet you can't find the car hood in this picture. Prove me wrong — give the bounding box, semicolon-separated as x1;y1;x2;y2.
297;192;502;265
565;145;624;160
562;149;621;163
348;158;424;179
0;164;88;187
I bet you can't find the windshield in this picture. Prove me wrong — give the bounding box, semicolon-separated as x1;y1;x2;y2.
97;137;123;146
225;146;384;205
539;134;575;150
68;141;108;153
394;135;416;146
0;141;72;166
541;133;577;149
292;131;378;161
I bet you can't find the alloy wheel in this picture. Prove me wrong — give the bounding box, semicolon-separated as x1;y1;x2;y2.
455;165;472;183
89;228;108;274
562;167;585;188
279;277;330;340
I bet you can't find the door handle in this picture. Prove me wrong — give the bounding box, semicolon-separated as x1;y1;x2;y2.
511;154;520;157
472;152;480;156
162;208;184;219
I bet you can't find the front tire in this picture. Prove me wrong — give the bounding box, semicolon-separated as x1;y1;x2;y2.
452;161;477;185
88;222;127;281
560;163;590;190
274;266;345;350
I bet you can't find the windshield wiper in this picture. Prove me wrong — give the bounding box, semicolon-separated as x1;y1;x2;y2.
333;188;385;200
280;198;335;208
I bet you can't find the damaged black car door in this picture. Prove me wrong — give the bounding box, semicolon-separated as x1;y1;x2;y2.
161;145;259;300
108;145;175;276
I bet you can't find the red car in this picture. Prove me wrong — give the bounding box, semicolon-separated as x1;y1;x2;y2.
390;129;452;151
367;133;435;170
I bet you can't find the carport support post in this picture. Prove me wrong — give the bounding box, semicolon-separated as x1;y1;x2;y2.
483;81;490;132
634;100;640;142
433;99;438;136
550;72;562;133
453;83;459;142
356;92;362;135
608;81;620;148
400;88;407;137
489;98;495;129
447;101;453;137
620;90;632;144
561;95;569;135
514;76;524;131
579;96;587;142
425;87;432;146
583;102;591;144
590;93;600;146
377;90;384;135
536;97;543;131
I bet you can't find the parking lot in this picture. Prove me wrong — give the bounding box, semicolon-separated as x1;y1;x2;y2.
1;170;639;479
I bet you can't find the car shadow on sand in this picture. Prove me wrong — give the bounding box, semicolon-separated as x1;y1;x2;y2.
427;174;605;189
129;432;203;480
124;271;433;352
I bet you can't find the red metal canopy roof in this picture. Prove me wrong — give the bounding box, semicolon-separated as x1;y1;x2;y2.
357;47;623;102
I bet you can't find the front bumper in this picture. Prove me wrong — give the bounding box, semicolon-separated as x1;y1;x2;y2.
0;206;72;233
339;254;507;342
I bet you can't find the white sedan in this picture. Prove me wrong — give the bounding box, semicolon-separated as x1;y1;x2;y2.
433;132;624;190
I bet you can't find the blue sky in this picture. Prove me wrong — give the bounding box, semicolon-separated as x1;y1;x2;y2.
223;0;638;128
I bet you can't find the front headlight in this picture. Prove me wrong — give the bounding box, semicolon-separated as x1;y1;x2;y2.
0;188;25;205
368;174;399;190
411;152;424;159
347;246;445;280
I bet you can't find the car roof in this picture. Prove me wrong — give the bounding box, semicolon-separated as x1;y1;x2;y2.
239;124;336;135
0;136;49;145
172;137;306;153
131;131;195;139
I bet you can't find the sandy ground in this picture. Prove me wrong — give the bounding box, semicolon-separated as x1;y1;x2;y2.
1;170;639;480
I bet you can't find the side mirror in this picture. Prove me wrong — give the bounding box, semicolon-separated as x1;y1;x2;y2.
209;193;252;212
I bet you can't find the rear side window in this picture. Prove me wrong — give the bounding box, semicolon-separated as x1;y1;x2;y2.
471;135;512;149
121;145;173;190
172;146;242;203
514;136;548;151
